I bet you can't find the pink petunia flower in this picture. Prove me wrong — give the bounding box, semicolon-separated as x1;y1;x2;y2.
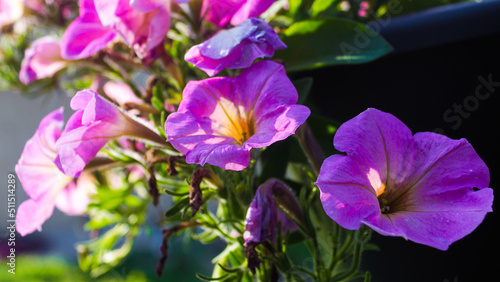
0;0;23;28
315;108;494;250
19;36;68;85
201;0;274;27
94;0;170;58
164;61;310;170
15;108;95;236
61;0;172;60
185;17;286;77
55;89;166;178
60;0;117;60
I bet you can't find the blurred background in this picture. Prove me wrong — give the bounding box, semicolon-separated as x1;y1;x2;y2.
2;0;500;281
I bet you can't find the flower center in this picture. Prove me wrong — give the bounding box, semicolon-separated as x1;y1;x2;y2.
227;115;255;145
212;97;256;145
367;168;412;215
378;185;414;215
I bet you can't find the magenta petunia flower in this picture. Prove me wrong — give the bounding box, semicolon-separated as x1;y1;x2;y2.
55;89;165;178
0;0;23;28
61;0;171;60
60;0;117;60
165;61;310;170
244;179;299;245
130;0;191;12
201;0;274;27
315;108;494;250
185;17;286;77
94;0;170;58
19;36;68;85
15;108;95;236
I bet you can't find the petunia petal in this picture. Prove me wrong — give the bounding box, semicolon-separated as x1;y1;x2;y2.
55;174;96;215
229;0;274;26
16;196;56;237
364;186;493;250
185;18;285;76
333;108;415;188
57;89;164;178
19;37;68;85
406;132;490;196
95;0;170;58
201;0;273;27
55;125;110;178
316;154;381;230
15;108;71;200
61;0;117;60
245;104;310;148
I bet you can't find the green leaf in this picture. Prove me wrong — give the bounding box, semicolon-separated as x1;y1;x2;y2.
364;271;372;282
195;273;232;281
124;195;143;208
285;230;306;245
311;0;337;17
217;263;242;274
85;210;123;230
151;96;164;111
288;0;303;17
165;197;190;217
77;224;135;277
164;188;190;197
362;243;380;252
275;18;393;72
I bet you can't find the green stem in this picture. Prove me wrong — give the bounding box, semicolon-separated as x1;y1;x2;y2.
330;230;364;281
202;212;237;242
312;235;327;281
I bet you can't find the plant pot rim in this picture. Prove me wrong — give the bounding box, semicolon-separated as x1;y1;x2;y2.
379;0;500;53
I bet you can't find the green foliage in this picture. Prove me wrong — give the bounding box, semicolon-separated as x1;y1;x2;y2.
78;170;151;278
275;18;393;72
311;0;338;18
0;32;29;91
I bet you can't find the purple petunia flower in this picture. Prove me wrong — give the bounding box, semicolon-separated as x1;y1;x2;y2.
315;108;494;250
244;178;300;246
164;61;310;170
19;36;68;85
15;108;95;236
201;0;274;27
185;18;286;77
55;89;165;178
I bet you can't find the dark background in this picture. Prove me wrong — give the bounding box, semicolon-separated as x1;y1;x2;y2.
296;2;500;281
